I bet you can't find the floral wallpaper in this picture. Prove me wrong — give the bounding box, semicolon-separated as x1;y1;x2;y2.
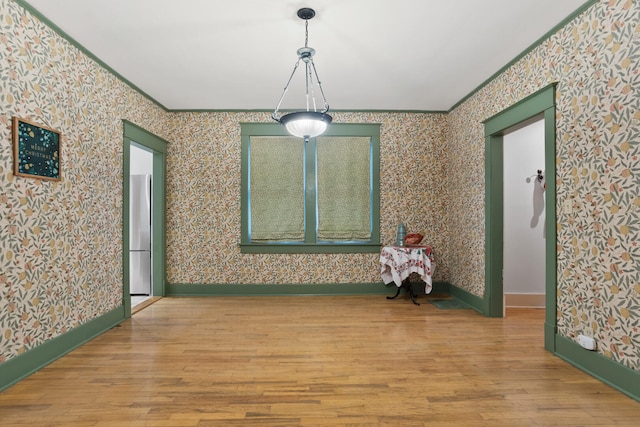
0;0;638;375
0;0;450;365
166;111;450;285
447;0;639;369
0;0;168;362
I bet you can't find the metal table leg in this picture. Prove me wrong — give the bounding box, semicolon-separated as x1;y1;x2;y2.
385;279;420;305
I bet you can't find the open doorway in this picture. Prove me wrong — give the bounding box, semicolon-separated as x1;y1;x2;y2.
483;84;557;352
503;116;546;310
129;144;153;310
123;121;168;318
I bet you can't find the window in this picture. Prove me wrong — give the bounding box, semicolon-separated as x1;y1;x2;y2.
240;123;380;253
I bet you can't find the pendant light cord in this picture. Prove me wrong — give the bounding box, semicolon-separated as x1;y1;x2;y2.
272;9;330;123
305;20;309;48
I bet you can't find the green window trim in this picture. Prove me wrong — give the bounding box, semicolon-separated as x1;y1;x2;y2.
240;123;381;254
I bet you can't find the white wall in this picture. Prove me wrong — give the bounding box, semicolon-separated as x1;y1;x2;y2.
130;144;153;175
503;118;546;297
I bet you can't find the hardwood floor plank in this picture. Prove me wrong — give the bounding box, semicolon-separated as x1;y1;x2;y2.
0;296;638;426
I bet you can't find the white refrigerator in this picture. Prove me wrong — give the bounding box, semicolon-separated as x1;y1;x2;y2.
130;174;152;295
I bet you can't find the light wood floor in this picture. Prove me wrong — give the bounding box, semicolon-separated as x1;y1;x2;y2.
1;295;639;426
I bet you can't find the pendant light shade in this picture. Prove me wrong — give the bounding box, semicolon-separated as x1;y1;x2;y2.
272;8;332;140
280;111;332;139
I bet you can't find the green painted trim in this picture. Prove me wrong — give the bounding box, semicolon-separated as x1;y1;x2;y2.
330;109;447;115
305;137;318;243
447;284;487;315
555;335;640;402
123;137;132;317
483;84;557;326
123;121;169;316
238;243;382;254
122;120;169;153
166;281;452;297
14;1;168;111
168;109;448;114
449;0;597;112
240;123;381;253
171;109;274;113
0;306;124;392
240;123;383;138
483;85;556;135
544;322;556;352
167;283;392;296
15;0;594;116
485;133;504;317
543;106;558;352
369;129;382;245
151;151;167;298
430;282;450;294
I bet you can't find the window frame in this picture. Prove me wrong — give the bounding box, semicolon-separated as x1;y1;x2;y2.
240;122;381;254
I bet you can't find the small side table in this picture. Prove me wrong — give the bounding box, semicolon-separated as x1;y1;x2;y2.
379;245;434;305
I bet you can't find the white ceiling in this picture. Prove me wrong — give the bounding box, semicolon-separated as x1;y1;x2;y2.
22;0;588;111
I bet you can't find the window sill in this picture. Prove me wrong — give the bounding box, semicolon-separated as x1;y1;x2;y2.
239;243;382;254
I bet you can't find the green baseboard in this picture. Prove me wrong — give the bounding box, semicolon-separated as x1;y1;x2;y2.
0;306;125;392
166;281;452;297
2;289;637;404
554;335;640;402
166;282;386;296
441;285;639;402
446;283;488;315
544;321;556;352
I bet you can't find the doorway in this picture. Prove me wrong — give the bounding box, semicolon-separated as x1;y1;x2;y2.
483;84;557;352
129;144;153;309
123;121;168;318
503;116;546;309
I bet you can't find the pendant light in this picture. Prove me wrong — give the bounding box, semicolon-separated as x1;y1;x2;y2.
271;7;332;141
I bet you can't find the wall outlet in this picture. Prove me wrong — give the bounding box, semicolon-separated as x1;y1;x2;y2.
578;334;596;350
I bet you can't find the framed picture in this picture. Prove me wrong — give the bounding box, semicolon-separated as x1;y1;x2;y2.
12;117;61;181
